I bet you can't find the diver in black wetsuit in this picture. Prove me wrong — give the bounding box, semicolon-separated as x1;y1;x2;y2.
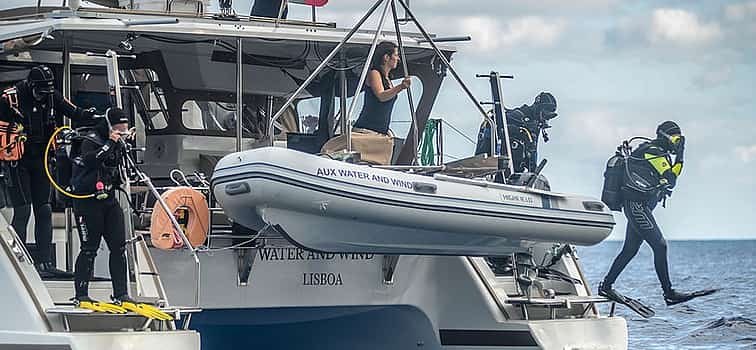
599;121;716;306
0;65;95;278
474;92;557;173
70;108;129;304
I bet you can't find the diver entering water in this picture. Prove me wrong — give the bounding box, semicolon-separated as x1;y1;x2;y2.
68;108;171;320
474;91;557;173
599;121;717;307
0;65;95;278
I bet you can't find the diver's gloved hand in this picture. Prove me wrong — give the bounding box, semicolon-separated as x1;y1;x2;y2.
113;295;174;321
74;296;127;314
675;135;685;162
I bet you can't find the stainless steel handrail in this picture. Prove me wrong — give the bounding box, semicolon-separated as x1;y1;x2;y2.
344;0;392;152
266;0;387;145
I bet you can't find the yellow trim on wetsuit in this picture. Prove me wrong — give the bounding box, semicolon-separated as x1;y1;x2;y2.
672;162;683;177
644;152;671;176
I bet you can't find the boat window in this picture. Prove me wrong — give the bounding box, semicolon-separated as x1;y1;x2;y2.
180;97;298;138
296;97;322;134
387;75;423;138
0;66;29;86
181;100;239;132
120;69;168;130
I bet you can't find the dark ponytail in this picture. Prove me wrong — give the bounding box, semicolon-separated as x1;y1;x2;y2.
370;41;398;72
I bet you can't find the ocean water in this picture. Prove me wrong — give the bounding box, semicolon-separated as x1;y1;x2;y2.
579;240;756;350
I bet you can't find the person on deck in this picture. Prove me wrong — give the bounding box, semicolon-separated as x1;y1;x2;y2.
321;41;411;165
0;65;95;278
474;92;557;173
352;41;412;135
69;108;171;320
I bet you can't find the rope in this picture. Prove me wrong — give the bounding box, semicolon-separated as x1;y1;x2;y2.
419;118;438;166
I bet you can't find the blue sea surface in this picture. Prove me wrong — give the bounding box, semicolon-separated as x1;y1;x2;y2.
579;240;756;350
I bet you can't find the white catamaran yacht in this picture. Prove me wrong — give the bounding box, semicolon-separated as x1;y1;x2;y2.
0;0;628;349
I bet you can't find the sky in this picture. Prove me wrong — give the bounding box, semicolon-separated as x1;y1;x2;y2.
4;0;756;240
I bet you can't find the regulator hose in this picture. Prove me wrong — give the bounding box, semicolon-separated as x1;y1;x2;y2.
44;126;95;199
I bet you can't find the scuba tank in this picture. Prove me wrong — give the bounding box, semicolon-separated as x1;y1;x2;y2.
53;128;80;208
601;150;625;211
601;137;662;211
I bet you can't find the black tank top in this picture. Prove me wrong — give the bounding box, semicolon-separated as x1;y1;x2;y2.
353;70;396;135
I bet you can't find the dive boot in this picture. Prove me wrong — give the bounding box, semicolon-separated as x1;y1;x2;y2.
598;282;655;318
113;295;174;321
664;288;719;306
598;281;623;301
74;296;127;314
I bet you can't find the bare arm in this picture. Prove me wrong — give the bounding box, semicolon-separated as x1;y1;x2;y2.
367;70;411;103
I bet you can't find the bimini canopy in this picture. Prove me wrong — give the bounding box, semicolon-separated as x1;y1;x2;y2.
0;8;454;99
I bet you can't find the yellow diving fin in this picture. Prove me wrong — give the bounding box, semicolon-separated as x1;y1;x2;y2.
115;297;174;321
75;298;127;314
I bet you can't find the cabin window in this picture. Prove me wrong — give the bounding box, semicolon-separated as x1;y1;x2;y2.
120;69;168;130
181;100;239;132
180;96;298;139
386;75;423;138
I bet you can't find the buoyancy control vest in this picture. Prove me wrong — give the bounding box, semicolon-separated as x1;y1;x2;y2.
601;139;672;210
69;129;123;196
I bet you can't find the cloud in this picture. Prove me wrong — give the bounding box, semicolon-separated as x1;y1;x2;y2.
564;109;652;152
692;65;734;89
735;144;756;163
457;15;566;52
725;1;756;22
648;8;722;46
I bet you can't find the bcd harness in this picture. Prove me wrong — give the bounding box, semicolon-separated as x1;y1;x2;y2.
601;139;683;211
0;87;27;161
45;126;121;200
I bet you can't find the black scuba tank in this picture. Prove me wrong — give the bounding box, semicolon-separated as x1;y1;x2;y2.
601;152;625;211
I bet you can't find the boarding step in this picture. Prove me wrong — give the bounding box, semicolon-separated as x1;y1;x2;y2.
506;295;609;307
44;280;149;305
47;305;201;332
506;295;609;320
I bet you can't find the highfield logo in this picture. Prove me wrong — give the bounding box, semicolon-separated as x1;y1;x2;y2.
501;194;535;204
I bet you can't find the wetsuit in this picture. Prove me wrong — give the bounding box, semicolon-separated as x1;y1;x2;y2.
603;140;683;294
70;124;128;299
0;81;93;271
353;69;397;135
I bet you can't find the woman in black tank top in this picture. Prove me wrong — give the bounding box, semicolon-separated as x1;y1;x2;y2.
353;41;412;135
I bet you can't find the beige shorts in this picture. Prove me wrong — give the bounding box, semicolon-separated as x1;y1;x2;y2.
320;128;394;165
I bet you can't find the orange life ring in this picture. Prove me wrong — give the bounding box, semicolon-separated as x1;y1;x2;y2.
150;187;209;250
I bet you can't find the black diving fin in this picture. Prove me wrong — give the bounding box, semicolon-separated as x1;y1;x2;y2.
665;288;719;306
598;283;655;318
